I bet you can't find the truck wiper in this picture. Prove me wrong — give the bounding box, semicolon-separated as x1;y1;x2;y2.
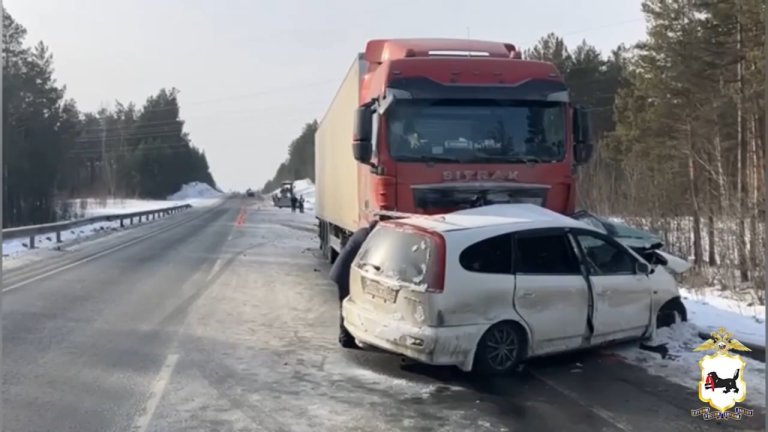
510;156;542;164
473;155;544;164
399;155;462;163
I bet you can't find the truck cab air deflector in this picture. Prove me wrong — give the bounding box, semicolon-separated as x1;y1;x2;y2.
387;77;569;102
411;182;550;211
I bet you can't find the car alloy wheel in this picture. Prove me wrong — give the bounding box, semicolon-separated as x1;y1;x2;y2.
485;325;519;371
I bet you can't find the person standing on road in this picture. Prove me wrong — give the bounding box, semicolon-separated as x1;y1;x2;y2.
290;195;297;213
329;219;379;349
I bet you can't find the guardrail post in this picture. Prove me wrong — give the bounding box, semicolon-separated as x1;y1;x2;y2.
29;235;35;249
56;230;62;243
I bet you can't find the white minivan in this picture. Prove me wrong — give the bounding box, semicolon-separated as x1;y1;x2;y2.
341;204;686;374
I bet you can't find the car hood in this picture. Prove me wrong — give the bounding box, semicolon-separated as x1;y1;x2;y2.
654;250;692;274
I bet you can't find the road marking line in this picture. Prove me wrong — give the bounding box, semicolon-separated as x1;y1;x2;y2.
131;354;180;432
530;370;634;432
206;258;223;282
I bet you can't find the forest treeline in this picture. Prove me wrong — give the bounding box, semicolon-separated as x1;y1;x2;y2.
3;10;216;228
266;0;766;293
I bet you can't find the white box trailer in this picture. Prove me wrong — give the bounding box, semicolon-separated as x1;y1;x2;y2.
315;54;368;260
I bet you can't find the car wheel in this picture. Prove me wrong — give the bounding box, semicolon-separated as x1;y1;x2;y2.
657;298;687;328
473;322;525;375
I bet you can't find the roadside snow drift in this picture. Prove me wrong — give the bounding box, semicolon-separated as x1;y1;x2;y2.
167;181;223;200
681;288;765;347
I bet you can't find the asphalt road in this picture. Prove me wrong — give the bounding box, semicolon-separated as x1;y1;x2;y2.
2;197;764;432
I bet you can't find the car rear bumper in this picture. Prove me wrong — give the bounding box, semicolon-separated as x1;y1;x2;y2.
342;299;484;372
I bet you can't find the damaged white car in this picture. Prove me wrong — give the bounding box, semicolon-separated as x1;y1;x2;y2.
341;204;689;374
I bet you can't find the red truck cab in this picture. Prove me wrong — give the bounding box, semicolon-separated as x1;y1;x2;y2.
350;38;593;223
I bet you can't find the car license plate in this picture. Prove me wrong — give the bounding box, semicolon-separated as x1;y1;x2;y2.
362;279;397;303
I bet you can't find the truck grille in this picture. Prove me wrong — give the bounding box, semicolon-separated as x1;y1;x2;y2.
411;183;550;212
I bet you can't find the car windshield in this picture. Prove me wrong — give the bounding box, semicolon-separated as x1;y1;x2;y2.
606;220;661;241
574;212;661;242
386;100;566;163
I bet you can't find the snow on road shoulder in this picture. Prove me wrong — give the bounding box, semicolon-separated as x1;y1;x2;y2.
3;182;223;261
610;323;766;408
681;287;765;348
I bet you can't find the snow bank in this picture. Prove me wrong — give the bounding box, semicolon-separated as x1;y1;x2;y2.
681;288;765;347
167;181;223;200
610;322;766;408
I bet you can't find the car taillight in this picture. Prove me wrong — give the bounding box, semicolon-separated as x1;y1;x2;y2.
373;176;396;210
424;230;446;293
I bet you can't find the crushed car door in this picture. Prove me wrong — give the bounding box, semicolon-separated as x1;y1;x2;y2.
513;229;590;355
571;230;652;343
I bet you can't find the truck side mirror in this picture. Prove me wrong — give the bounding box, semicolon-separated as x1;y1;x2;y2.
573;107;594;165
352;105;373;164
352;141;372;164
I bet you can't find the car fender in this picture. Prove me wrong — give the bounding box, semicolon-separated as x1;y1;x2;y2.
458;314;534;372
648;266;681;313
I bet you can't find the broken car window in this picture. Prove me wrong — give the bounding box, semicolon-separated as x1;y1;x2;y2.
575;234;635;275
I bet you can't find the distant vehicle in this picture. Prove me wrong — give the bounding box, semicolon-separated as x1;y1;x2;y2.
315;38;594;264
246;188;256;197
274;181;295;208
341;204;687;375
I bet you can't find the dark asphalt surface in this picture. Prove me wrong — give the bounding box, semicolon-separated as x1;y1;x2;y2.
2;197;765;431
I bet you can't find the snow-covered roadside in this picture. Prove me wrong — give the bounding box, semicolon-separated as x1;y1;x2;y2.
3;182;224;260
681;287;764;348
3;220;127;259
610;322;766;408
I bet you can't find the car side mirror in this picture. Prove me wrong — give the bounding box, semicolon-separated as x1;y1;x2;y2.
573;107;594;165
636;261;651;276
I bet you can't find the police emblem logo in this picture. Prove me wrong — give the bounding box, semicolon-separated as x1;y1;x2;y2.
691;327;754;420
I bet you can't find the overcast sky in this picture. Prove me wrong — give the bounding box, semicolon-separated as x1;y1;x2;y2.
9;0;646;192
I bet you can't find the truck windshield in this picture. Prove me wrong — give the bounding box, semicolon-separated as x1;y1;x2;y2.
386;100;566;163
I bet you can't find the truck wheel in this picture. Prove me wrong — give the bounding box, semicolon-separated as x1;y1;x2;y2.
473;322;526;375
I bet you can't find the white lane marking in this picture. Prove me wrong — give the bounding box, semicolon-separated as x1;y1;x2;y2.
3;213;198;293
131;354;180;432
530;370;634;432
206;258;223;282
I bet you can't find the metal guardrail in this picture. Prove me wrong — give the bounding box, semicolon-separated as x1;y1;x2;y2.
3;204;192;249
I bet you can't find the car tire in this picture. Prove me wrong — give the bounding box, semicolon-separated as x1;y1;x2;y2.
473;322;526;375
656;298;687;328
